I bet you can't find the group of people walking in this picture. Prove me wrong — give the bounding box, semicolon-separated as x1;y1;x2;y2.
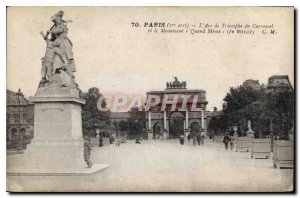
179;132;236;151
222;133;235;150
180;131;206;146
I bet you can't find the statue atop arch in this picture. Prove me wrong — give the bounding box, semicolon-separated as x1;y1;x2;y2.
166;77;187;89
39;10;76;88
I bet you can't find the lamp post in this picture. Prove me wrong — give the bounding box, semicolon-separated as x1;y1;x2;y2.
16;89;23;151
269;120;274;152
135;119;138;138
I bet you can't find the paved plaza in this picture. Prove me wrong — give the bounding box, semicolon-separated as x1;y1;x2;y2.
7;140;293;192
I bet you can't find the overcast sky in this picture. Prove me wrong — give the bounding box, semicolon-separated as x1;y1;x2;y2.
7;7;294;111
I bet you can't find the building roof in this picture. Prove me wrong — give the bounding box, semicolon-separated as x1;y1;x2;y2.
267;75;293;90
6;89;33;105
268;75;290;80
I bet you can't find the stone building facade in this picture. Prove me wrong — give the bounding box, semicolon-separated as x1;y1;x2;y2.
267;75;293;92
6;89;34;149
242;79;262;91
205;107;223;136
241;76;293;93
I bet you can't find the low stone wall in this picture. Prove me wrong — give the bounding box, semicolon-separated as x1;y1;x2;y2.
236;136;250;152
250;138;271;159
273;140;294;169
120;136;127;143
214;135;224;143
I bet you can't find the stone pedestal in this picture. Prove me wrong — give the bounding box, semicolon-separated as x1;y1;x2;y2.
96;129;100;138
163;130;168;140
247;131;255;138
184;129;190;139
7;86;108;175
246;130;255;140
233;131;238;148
246;120;255;152
246;131;255;152
28;86;85;172
147;129;153;140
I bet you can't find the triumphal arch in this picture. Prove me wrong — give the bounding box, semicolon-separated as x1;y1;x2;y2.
146;77;208;139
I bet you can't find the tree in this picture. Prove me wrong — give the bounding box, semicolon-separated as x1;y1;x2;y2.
263;91;294;138
211;83;294;138
112;121;119;136
223;86;265;124
81;87;111;137
127;107;146;139
119;120;129;132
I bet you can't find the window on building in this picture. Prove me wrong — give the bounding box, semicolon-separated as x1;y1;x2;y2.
22;113;27;123
14;115;19;123
11;128;17;140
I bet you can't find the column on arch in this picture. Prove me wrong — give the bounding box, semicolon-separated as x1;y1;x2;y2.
201;109;205;130
163;111;167;130
185;110;189;129
148;111;152;130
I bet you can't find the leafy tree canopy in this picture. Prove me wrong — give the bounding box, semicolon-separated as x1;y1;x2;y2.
209;85;294;139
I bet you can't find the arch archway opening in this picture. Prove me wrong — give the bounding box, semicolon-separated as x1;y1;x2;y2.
190;122;200;138
153;122;163;139
169;112;184;139
11;128;18;140
20;128;26;138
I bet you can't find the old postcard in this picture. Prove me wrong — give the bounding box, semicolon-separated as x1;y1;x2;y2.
6;7;294;192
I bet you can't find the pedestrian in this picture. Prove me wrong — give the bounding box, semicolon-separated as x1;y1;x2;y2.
193;135;197;146
115;137;121;147
179;135;184;145
223;133;230;150
196;132;201;146
187;134;191;142
109;134;114;144
98;135;103;147
230;135;234;150
83;137;92;168
136;136;141;144
200;131;205;145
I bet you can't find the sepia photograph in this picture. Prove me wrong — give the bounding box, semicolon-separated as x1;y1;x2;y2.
5;6;295;192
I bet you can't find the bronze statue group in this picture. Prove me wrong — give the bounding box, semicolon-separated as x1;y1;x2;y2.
39;10;77;88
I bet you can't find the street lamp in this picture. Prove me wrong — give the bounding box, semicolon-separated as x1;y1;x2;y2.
16;89;23;151
269;120;274;152
134;119;138;135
